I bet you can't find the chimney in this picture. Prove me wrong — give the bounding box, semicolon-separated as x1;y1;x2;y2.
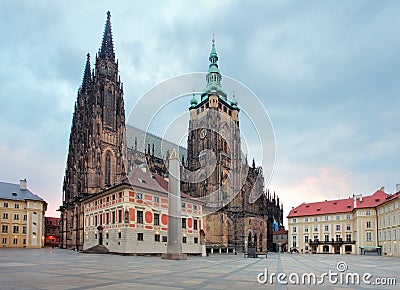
396;184;400;193
20;179;27;190
353;194;362;208
380;186;385;192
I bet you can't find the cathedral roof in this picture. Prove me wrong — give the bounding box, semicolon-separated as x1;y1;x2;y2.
126;125;187;160
119;168;202;202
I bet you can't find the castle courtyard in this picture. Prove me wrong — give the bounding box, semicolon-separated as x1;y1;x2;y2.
0;249;398;289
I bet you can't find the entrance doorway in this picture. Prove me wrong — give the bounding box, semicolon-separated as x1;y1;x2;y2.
334;245;341;254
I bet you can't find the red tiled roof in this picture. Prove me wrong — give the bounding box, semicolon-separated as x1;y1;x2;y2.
273;230;288;235
127;168;201;202
287;189;389;218
151;174;195;200
382;191;400;203
45;217;60;223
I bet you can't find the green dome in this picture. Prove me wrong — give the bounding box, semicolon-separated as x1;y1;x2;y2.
208;64;220;74
190;93;198;107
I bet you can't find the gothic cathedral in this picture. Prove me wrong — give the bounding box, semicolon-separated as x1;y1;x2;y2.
60;12;283;252
60;12;126;249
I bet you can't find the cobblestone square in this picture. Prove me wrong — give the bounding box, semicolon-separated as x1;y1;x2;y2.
0;248;399;289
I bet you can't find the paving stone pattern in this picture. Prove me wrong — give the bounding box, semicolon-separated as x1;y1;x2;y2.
0;248;399;289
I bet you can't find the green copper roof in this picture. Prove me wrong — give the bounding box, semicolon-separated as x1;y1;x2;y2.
202;36;227;100
190;92;198;107
209;43;218;60
208;64;220;74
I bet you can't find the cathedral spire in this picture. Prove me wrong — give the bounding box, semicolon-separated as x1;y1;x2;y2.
99;11;115;61
80;53;92;93
202;34;227;100
208;34;219;74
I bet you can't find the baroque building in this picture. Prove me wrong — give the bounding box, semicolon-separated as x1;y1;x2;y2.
0;179;47;248
82;168;204;254
288;186;400;256
60;12;284;252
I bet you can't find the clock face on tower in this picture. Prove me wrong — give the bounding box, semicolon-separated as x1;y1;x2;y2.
200;128;207;139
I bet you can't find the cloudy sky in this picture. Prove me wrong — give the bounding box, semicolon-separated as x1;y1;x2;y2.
1;0;399;220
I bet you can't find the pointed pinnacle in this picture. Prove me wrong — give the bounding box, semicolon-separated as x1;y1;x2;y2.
80;53;92;93
99;11;115;61
169;148;178;160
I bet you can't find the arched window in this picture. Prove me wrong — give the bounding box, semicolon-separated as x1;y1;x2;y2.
104;91;115;128
105;153;111;187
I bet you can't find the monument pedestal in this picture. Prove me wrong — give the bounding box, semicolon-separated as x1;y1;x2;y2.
161;253;187;260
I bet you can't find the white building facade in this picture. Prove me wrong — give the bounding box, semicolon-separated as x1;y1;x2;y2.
82;169;204;254
288;189;389;255
377;188;400;256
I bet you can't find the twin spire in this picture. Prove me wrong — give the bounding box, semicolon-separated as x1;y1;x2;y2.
80;11;116;92
99;11;115;61
80;53;92;94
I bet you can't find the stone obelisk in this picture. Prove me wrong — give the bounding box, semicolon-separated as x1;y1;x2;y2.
161;148;187;260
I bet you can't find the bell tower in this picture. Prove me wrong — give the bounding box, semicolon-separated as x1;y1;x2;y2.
184;37;242;206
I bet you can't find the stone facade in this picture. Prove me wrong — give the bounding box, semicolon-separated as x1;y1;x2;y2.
182;39;283;252
60;12;126;250
0;180;46;248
